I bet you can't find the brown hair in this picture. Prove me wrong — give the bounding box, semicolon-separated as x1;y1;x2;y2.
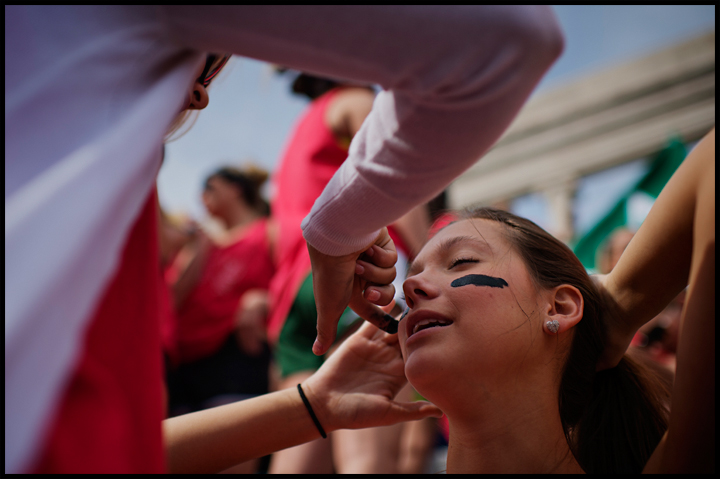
206;164;270;217
291;73;341;100
165;54;231;142
460;207;670;473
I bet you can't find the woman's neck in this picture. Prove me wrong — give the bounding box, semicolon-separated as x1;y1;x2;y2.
444;386;584;474
218;204;261;241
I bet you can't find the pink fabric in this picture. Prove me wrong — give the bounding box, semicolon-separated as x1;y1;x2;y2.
268;88;349;343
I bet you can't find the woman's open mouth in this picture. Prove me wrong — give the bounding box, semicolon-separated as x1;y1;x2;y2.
406;310;454;339
411;318;453;336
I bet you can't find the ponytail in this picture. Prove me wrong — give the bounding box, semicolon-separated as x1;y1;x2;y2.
566;351;670;473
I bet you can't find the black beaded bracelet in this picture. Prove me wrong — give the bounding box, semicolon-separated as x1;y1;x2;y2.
297;384;327;439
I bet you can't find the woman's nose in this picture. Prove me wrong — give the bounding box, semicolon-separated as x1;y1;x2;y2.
402;274;441;309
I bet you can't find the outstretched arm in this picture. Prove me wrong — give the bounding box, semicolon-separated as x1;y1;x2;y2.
163;322;441;473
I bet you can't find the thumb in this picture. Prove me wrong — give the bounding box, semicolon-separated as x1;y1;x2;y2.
384;401;444;425
308;249;356;356
313;305;346;357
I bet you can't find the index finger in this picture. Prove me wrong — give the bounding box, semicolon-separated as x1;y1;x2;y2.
349;294;399;334
360;243;398;268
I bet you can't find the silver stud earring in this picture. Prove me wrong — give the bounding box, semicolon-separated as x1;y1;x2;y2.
546;320;560;334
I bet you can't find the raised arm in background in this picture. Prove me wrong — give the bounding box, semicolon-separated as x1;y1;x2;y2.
598;129;714;473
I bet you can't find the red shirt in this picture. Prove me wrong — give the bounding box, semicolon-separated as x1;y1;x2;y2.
159;264;180;367
31;187;166;473
267;88;350;343
172;219;275;364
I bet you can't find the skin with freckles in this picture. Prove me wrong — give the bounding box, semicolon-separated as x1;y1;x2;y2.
398;218;585;473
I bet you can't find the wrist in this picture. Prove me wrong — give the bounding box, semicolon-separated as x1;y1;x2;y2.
299;377;336;434
297;384;327;439
604;273;655;334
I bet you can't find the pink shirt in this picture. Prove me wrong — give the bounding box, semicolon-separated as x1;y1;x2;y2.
268;88;350;342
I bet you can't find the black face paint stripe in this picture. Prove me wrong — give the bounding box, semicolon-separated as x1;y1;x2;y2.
451;274;508;289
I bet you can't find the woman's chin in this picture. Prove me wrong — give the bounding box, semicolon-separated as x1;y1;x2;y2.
404;350;456;407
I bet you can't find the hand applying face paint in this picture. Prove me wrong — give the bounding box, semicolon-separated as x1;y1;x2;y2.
308;227;399;356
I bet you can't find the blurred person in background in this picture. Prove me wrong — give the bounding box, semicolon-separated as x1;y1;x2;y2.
162;165;275;473
6;6;563;473
631;289;683;377
157;203;199;411
597;227;636;275
166;165;274;409
267;70;433;473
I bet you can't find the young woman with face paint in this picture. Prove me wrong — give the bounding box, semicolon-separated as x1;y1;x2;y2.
390;129;715;474
399;212;597;473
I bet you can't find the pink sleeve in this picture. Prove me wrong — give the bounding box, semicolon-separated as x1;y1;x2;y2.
162;5;565;255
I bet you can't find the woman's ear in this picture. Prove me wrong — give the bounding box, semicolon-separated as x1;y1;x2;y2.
187;81;209;111
544;284;583;334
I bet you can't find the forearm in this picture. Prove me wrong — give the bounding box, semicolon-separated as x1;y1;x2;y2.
606;130;714;331
163;387;322;473
171;243;210;309
301;17;563;255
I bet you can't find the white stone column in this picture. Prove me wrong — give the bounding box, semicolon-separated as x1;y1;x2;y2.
543;176;577;244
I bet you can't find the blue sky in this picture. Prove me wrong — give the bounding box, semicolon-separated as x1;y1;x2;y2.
158;5;715;235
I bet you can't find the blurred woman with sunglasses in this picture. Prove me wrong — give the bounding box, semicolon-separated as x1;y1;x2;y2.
6;6;563;473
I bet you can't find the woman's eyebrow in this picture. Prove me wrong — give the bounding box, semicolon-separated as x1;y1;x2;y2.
407;235;491;277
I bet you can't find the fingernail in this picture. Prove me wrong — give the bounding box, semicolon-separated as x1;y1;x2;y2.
355;263;365;275
312;338;324;355
367;289;380;301
365;246;375;257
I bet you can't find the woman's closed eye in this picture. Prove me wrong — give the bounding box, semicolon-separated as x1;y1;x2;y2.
449;257;479;269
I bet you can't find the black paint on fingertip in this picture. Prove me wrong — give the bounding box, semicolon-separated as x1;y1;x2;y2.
364;312;399;335
382;314;399;334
